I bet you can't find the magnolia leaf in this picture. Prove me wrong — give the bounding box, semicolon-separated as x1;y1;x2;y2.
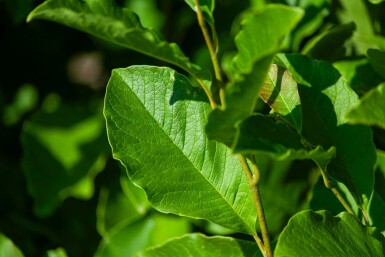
367;48;385;79
135;234;260;257
275;211;385;257
104;66;256;234
277;53;376;210
290;0;331;51
184;0;215;25
346;83;385;129
45;248;68;257
0;233;24;257
27;0;210;87
368;0;385;4
301;22;356;62
95;214;191;257
21;102;108;217
206;5;304;146
260;64;302;132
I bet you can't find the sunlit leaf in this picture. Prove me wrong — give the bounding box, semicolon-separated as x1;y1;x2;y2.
135;234;260;257
275;211;385;257
0;233;24;257
206;5;304;146
27;0;210;88
260;64;302;132
104;66;256;234
346;83;385;129
277;53;376;209
95;213;191;257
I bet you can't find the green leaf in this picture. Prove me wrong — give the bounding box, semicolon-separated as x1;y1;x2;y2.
96;176;150;236
184;0;215;25
301;22;356;62
135;234;260;257
275;211;385;257
206;5;304;146
233;114;335;165
0;233;24;257
21;101;108;217
260;64;302;132
104;66;256;234
276;53;376;209
346;83;385;129
338;0;376;53
27;0;210;87
368;0;385;4
45;248;68;257
333;58;383;94
95;213;191;257
367;48;385;79
290;0;331;51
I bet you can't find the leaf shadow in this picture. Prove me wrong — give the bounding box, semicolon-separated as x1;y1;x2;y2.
169;73;210;105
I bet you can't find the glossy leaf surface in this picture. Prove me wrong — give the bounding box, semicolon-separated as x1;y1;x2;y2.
277;53;376;209
135;234;260;257
206;5;304;146
260;64;302;132
27;0;209;86
104;66;256;234
346;83;385;129
275;211;385;257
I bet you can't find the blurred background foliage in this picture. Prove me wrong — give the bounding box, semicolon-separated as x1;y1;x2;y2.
1;0;385;256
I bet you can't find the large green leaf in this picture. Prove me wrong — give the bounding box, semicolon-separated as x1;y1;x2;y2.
135;234;260;257
96;175;150;236
104;66;256;234
275;211;385;257
260;64;302;132
276;53;376;209
233;114;335;166
346;83;385;129
95;213;191;257
206;5;304;146
0;233;24;257
21;101;108;217
27;0;210;86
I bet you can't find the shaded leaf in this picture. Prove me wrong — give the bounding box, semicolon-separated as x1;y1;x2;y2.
346;83;385;129
275;211;385;257
184;0;215;25
96;176;150;236
0;233;24;257
135;234;260;257
104;66;256;234
276;53;376;209
233;114;335;166
333;58;383;94
206;5;304;146
95;213;191;257
367;48;385;79
302;22;356;62
290;0;331;51
21;102;108;217
27;0;210;87
260;64;302;132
